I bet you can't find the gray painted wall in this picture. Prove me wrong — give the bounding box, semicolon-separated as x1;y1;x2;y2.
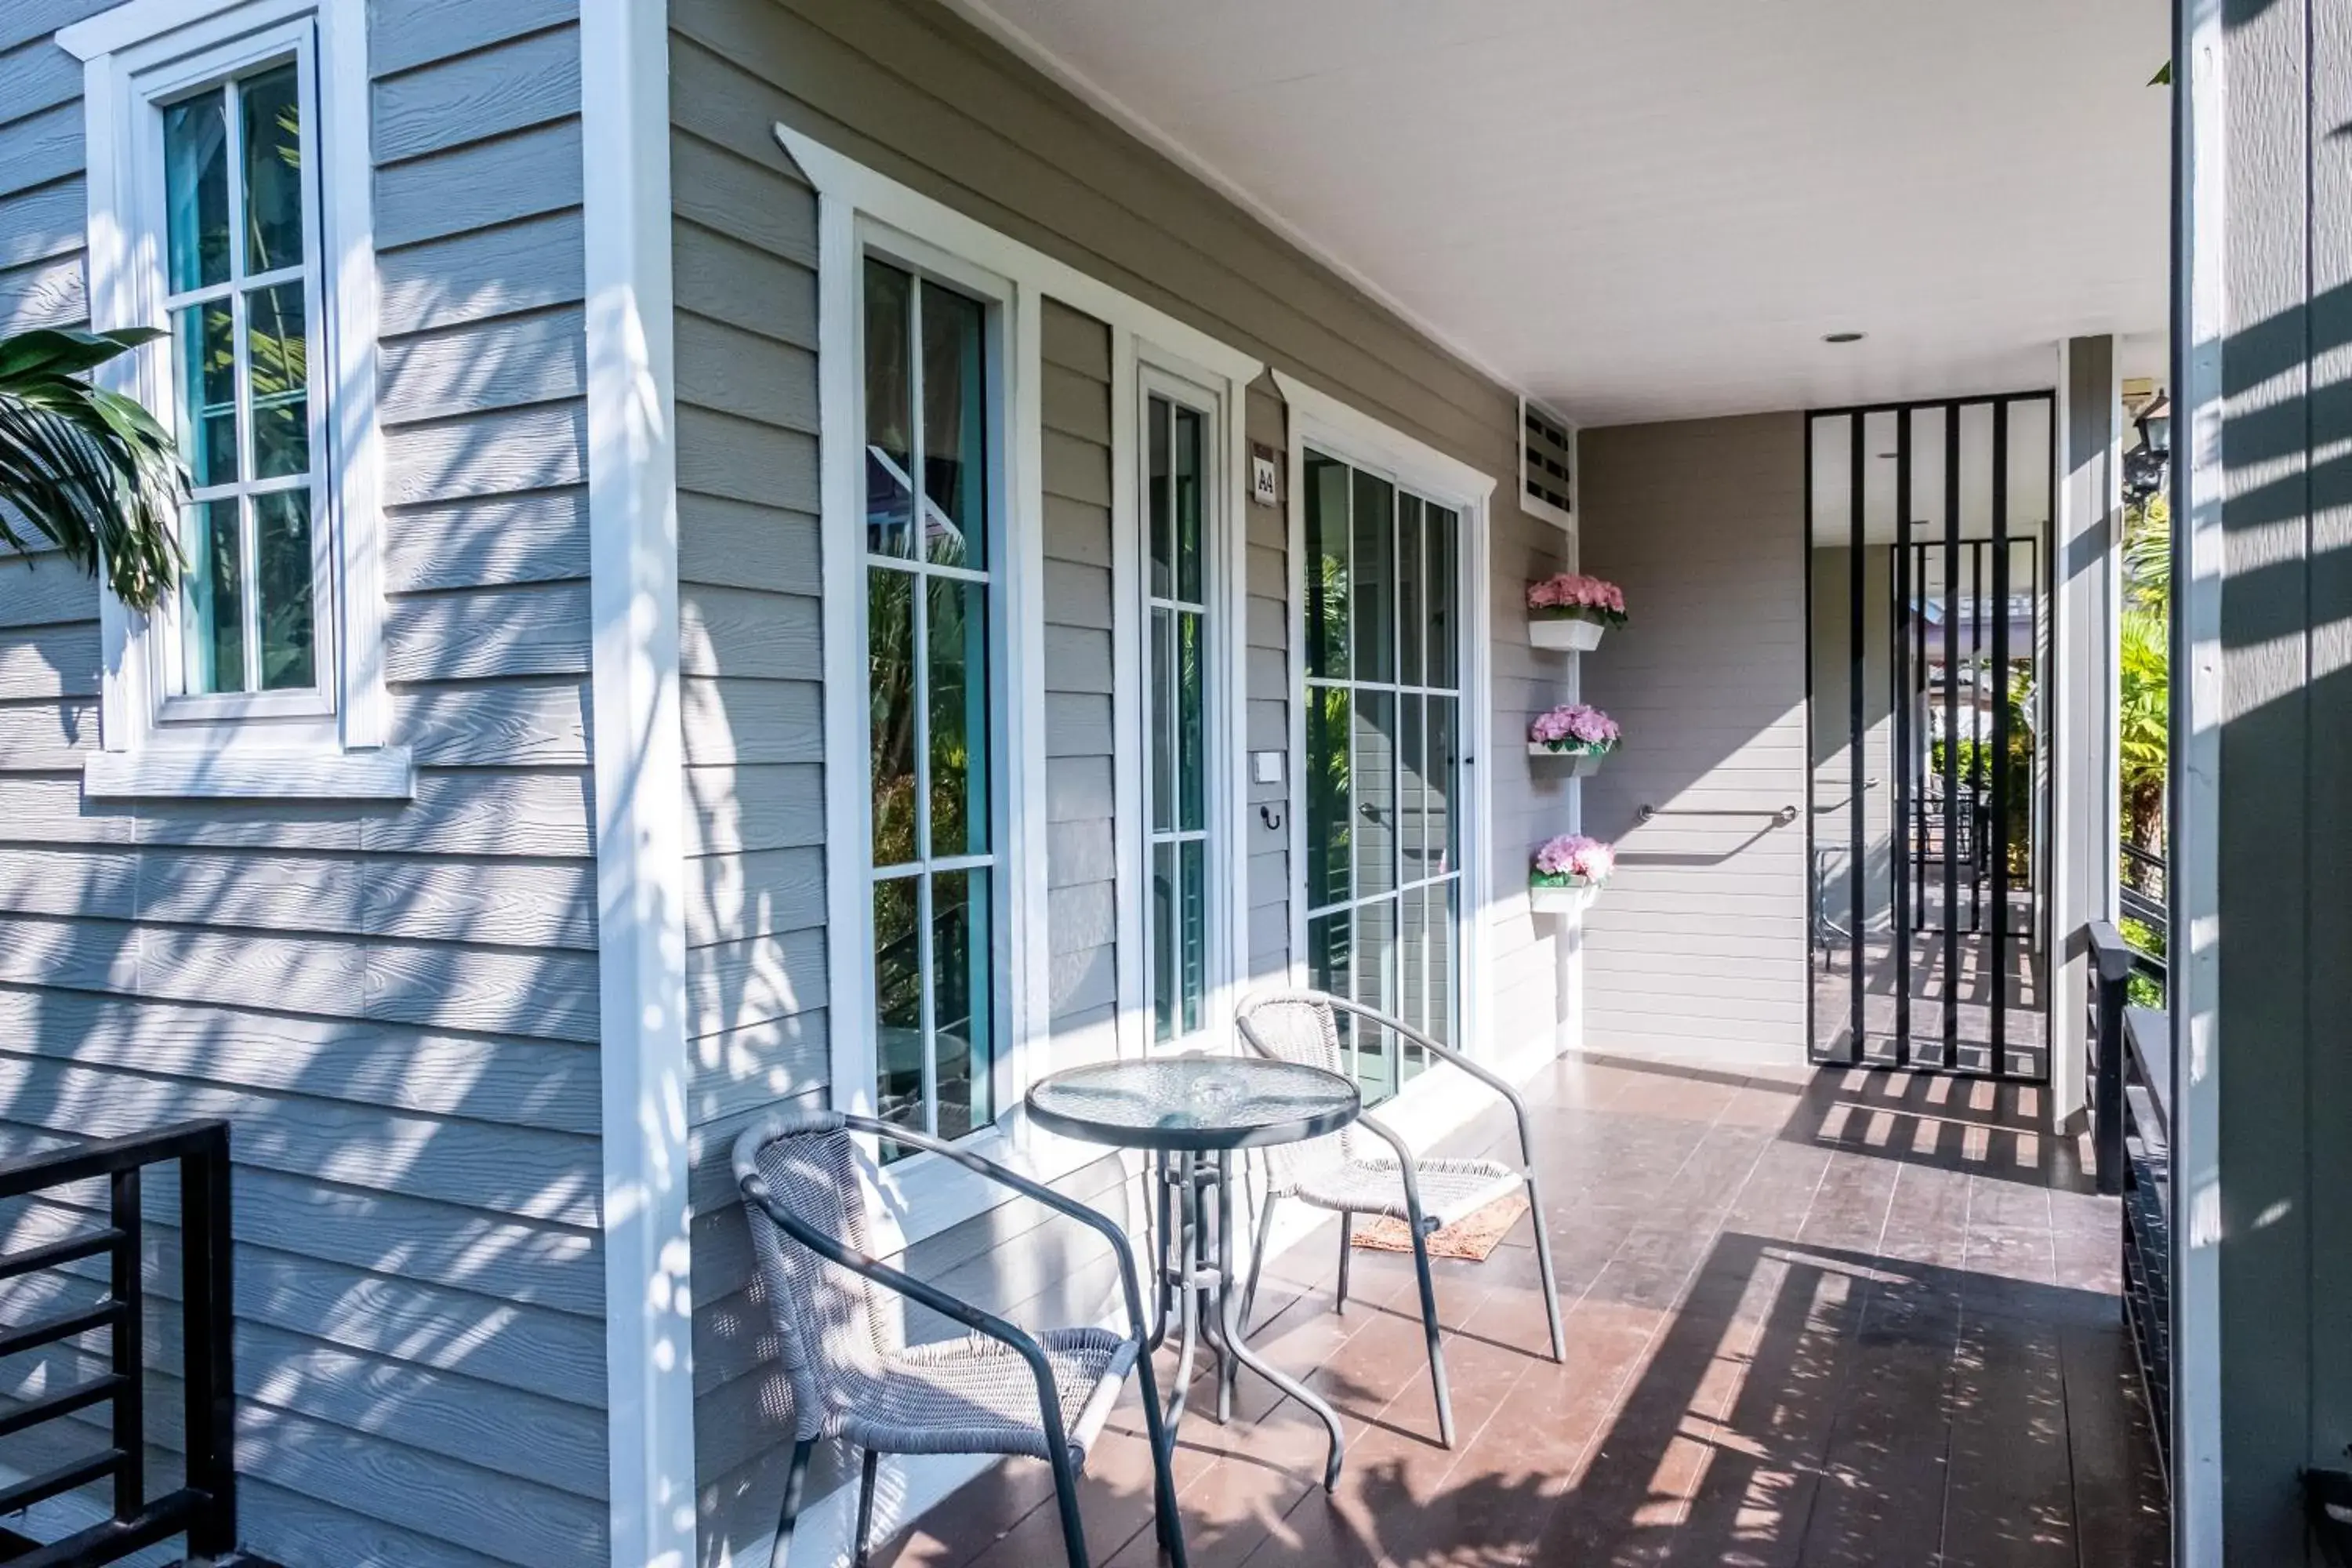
2176;0;2350;1558
0;4;604;1564
662;0;1573;1554
1577;415;1809;1062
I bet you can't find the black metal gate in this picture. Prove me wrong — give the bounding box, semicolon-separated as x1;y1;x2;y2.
1805;394;2055;1080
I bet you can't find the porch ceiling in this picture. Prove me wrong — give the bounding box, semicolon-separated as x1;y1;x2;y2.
946;0;2172;427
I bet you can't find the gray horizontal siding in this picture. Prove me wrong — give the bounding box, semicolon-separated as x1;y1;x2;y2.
1577;414;1809;1063
0;5;604;1565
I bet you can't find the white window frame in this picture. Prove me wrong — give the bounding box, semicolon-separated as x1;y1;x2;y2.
1276;371;1498;1102
790;125;1261;1250
64;0;407;800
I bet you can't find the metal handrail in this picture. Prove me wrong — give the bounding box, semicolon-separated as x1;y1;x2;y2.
0;1120;235;1567
1639;803;1798;826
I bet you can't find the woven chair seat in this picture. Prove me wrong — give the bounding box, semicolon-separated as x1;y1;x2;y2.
1289;1153;1524;1231
840;1327;1138;1464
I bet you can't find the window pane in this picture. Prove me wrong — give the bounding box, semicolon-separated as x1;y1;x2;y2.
1303;454;1348;680
1148;396;1171;601
1175;404;1203;604
1305;684;1351;910
1308;909;1350;1015
1398;693;1425;884
1425;695;1458;876
932;869;992;1138
1178;610;1204;833
240;62;303;274
1353;896;1397;1100
863;259;914;557
869;568;917;867
245;282;308;479
254;488;314;690
1152;840;1175;1043
176;302;238;487
180;499;245;694
1399;883;1429;1078
920;281;986;568
163;90;229;292
873;874;924;1160
1150;607;1173;835
1350;470;1395;683
927;576;988;857
1428;879;1457;1048
1353;689;1396;898
1397;495;1425;688
1425;504;1459;689
1179;837;1205;1036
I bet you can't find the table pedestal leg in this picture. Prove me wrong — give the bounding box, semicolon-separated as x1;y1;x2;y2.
1210;1149;1346;1490
1165;1150;1202;1437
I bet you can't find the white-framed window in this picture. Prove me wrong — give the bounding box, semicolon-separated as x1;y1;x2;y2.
64;0;405;800
1520;395;1577;532
855;234;1011;1160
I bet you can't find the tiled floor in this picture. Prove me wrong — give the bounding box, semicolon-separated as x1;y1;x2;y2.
877;1054;2170;1567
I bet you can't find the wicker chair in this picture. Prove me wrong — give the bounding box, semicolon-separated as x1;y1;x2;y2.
733;1111;1186;1568
1232;989;1566;1449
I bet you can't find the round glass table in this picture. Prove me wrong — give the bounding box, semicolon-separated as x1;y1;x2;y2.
1025;1054;1359;1487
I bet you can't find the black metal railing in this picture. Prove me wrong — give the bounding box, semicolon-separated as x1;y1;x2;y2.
2118;841;2169;1004
2089;920;2173;1483
0;1121;234;1566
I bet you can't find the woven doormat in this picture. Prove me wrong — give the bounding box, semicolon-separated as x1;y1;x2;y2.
1349;1195;1530;1262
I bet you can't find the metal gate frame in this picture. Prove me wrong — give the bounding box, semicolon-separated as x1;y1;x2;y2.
1802;393;2056;1081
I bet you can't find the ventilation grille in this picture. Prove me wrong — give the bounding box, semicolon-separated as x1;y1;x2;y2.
1523;401;1574;524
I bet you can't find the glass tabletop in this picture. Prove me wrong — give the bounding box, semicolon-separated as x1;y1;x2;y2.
1024;1054;1361;1152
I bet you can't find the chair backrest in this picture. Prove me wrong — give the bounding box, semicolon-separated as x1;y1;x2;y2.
1233;989;1363;1187
731;1111;898;1441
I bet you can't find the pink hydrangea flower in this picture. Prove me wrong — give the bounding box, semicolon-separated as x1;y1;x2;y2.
1525;572;1629;622
1534;833;1614;883
1528;703;1621;750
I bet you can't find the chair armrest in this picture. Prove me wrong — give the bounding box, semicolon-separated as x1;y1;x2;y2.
1346;1109;1439;1233
838;1116;1155;1348
740;1169;1078;1461
1313;993;1545;1175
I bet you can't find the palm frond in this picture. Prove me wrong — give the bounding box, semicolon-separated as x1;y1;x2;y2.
0;327;188;610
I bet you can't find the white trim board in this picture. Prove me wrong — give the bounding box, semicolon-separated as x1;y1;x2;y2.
581;3;695;1566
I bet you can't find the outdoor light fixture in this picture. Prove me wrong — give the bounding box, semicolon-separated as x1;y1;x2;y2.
2125;390;2170;503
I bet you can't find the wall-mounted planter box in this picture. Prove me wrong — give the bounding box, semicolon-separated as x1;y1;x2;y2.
1526;742;1612;776
1528;612;1606;652
1529;879;1602;916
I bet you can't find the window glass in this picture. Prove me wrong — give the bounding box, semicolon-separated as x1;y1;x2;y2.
863;259;996;1156
1304;454;1349;679
160;60;319;702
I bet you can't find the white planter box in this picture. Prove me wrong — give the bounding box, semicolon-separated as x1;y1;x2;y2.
1526;742;1610;776
1528;614;1606;652
1528;880;1602;916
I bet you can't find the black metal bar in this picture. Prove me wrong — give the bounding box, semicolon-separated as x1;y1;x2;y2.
0;1301;123;1361
1802;414;1819;1062
1969;539;1984;938
109;1167;142;1516
1808;387;2054;419
0;1122;225;1200
181;1134;237;1558
0;1376;129;1442
1894;411;1914;1065
1915;539;1929;940
0;1229;125;1284
0;1452;124;1517
1848;413;1867;1063
5;1488;211;1568
1991;405;2013;1080
1943;408;1962;1065
2086;921;2134;1194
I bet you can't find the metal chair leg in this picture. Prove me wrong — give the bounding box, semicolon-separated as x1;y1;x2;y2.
1239;1190;1278;1334
854;1448;880;1567
1047;1441;1091;1568
1128;1305;1189;1567
1523;1171;1566;1362
1405;1217;1456;1448
1334;1212;1352;1313
771;1437;817;1568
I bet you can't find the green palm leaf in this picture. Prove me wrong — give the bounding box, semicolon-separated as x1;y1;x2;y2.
0;326;189;610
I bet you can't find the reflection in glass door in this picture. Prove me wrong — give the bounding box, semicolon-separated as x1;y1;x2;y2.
1301;451;1462;1103
1145;391;1210;1044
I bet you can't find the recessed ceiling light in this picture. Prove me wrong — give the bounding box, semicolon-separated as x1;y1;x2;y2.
1823;331;1867;344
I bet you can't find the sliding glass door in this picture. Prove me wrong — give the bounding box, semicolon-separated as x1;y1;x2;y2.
1301;450;1463;1102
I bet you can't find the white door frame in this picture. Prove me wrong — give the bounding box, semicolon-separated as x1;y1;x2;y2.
1274;371;1497;1101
